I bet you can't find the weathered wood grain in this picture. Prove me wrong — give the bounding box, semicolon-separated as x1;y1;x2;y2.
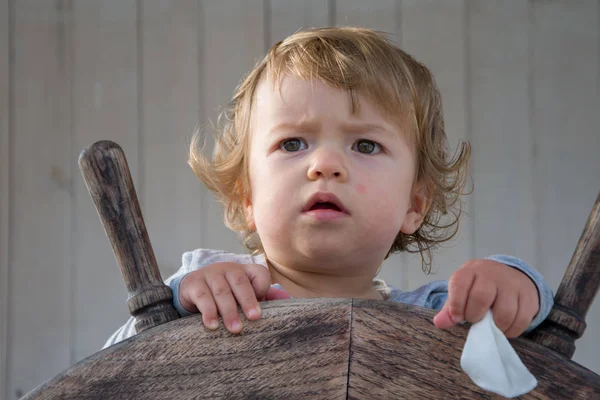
530;192;600;358
78;141;179;333
54;136;600;398
349;299;600;399
22;299;351;400
22;298;600;399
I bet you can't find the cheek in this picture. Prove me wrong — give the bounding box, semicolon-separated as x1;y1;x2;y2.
359;175;412;224
249;163;294;226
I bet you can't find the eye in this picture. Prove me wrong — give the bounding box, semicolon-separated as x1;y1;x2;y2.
280;138;307;152
353;139;382;154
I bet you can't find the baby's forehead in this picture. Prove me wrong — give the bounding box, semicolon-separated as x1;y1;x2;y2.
252;74;415;139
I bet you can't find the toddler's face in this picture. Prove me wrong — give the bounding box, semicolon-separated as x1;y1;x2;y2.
245;75;426;272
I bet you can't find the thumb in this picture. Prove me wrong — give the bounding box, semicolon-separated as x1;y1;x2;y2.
243;264;273;299
433;303;458;329
264;286;291;301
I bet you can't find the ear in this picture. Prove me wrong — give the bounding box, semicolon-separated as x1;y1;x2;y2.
400;185;430;235
244;195;256;232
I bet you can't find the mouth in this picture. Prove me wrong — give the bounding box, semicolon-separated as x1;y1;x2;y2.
302;192;350;215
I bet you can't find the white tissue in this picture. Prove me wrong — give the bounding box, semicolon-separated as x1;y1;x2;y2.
461;310;537;398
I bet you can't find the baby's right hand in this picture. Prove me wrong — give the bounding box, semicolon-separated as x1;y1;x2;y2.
179;262;290;333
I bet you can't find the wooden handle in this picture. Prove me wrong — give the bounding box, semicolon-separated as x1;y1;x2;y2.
78;140;179;333
529;191;600;358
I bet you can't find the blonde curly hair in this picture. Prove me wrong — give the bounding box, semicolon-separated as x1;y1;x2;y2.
189;27;470;273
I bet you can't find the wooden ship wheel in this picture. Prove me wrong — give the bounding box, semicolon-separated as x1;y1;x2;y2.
22;141;600;399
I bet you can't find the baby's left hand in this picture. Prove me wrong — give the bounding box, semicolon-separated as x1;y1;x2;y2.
433;259;540;338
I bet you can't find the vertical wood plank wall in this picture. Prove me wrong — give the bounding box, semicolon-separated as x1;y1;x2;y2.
1;0;599;397
140;0;203;286
201;0;266;254
0;0;10;397
9;2;73;398
71;0;139;364
395;0;471;289
469;2;537;263
531;0;600;373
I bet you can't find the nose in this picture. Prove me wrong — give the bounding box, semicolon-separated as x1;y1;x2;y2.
307;146;348;182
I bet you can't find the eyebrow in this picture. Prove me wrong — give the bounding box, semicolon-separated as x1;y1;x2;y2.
340;122;392;135
269;120;394;136
268;120;321;134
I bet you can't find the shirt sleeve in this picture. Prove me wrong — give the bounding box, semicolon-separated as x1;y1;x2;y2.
102;317;137;349
388;255;554;334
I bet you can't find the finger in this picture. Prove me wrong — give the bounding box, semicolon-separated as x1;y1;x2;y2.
207;274;243;334
491;290;518;333
243;264;273;300
185;278;219;330
225;269;261;321
447;268;477;323
264;286;291;301
464;276;496;324
504;293;534;338
433;303;456;329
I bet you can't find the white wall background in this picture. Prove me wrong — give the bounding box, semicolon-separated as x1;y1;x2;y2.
0;0;599;398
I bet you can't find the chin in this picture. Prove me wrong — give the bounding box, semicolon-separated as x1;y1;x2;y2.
296;239;359;262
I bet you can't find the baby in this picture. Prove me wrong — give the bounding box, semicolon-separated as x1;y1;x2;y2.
105;27;553;347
